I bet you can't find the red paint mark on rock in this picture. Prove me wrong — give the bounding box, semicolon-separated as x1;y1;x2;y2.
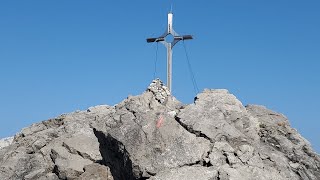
156;115;164;128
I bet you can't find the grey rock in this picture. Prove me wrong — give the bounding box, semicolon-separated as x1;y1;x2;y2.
177;89;249;142
24;168;46;180
38;173;60;180
214;141;235;153
21;122;47;137
247;104;320;179
0;79;319;180
209;148;227;168
149;166;218;180
50;143;93;179
62;134;102;162
218;164;291;180
93;85;211;179
0;136;14;149
78;163;114;180
236;144;254;163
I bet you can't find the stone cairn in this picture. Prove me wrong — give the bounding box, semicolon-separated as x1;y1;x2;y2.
147;78;171;103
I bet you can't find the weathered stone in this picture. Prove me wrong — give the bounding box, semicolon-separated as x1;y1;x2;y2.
78;163;114;180
0;146;50;180
50;144;93;179
247;104;320;178
236;144;254;163
24;168;46;180
93;90;211;179
150;166;218;180
0;136;13;149
214;141;235;153
62;134;102;162
21;122;47;137
0;79;319;180
38;173;60;180
289;161;300;169
177;89;248;142
209;148;227;168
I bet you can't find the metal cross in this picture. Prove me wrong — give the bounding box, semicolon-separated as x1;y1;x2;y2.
147;11;193;93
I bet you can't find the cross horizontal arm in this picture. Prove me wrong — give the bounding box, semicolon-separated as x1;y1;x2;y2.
147;35;192;43
146;37;165;43
173;35;193;41
171;35;193;47
182;35;193;40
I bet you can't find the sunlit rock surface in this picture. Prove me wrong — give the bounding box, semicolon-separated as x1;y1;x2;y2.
0;79;319;180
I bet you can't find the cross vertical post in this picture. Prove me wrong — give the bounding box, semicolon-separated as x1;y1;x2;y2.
147;11;193;93
167;43;172;92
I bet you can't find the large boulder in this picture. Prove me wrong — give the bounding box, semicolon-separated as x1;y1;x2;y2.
92;79;211;179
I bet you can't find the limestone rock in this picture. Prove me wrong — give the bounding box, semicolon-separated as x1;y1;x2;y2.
50;144;93;179
92;87;211;179
149;166;218;180
0;79;319;180
0;136;13;149
78;163;114;180
177;89;249;142
62;134;102;162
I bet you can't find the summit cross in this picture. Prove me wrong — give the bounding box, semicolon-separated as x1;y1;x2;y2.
146;11;193;93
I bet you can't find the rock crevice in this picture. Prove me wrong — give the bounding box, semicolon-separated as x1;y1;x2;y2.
93;128;137;180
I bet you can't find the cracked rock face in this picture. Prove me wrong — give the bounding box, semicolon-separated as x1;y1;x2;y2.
0;79;319;180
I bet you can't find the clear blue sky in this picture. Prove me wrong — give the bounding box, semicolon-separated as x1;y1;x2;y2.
0;1;319;152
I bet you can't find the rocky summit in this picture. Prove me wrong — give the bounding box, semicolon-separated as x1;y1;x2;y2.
0;79;319;180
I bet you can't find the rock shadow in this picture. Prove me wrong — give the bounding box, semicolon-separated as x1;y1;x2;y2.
93;128;139;180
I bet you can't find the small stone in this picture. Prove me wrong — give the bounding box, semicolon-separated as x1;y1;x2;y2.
289;162;300;169
167;111;177;117
24;169;46;180
78;163;114;180
214;141;235;153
